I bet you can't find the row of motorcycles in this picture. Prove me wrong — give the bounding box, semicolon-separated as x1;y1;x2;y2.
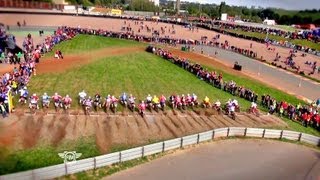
20;90;242;120
18;91;72;113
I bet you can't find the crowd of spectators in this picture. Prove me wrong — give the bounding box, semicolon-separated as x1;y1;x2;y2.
146;45;320;131
194;21;320;56
261;94;320;129
0;27;77;116
211;22;320;42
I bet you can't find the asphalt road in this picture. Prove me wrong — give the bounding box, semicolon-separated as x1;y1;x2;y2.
106;139;320;180
194;45;320;101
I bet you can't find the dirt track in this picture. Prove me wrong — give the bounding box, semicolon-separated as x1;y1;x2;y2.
0;110;287;153
107;139;320;180
36;46;144;74
0;14;319;79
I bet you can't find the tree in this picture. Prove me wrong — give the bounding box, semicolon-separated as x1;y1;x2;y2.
242;8;250;16
209;7;219;18
259;8;276;19
128;0;157;11
292;15;302;24
251;9;258;17
218;1;226;15
278;15;291;25
302;16;313;24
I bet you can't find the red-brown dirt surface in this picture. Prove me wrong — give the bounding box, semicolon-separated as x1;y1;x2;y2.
36;46;144;74
0;110;287;153
0;14;319;79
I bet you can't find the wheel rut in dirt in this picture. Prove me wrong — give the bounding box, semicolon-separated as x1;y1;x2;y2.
0;111;287;153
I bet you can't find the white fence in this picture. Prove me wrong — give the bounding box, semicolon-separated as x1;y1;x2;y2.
0;127;319;180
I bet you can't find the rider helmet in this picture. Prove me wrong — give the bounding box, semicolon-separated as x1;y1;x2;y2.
55;92;58;96
33;93;36;96
66;95;69;98
44;92;47;96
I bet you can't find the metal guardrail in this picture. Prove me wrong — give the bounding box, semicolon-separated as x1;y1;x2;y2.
0;127;319;180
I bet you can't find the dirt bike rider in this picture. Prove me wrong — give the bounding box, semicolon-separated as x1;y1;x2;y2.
232;99;239;111
181;94;187;107
120;92;127;106
169;94;175;107
225;99;232;113
29;93;39;109
42;92;50;108
128;94;135;109
152;95;160;109
192;93;198;105
52;93;62;107
146;94;152;108
203;96;211;108
78;90;87;105
138;100;146;115
94;93;102;107
229;103;236;118
84;96;93;109
160;95;166;108
250;101;257;112
174;95;182;108
63;95;72;109
104;94;111;108
18;86;28;104
214;99;221;111
111;95;118;108
186;94;193;106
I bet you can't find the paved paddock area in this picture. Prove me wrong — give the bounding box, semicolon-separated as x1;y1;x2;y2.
106;139;320;180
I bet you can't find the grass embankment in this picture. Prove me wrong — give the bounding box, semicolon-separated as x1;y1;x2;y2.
0;137;100;175
29;51;253;110
44;34;144;56
226;29;320;51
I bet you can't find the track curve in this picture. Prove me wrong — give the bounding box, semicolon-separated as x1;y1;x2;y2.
106;139;320;180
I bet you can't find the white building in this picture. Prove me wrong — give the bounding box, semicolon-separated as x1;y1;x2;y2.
263;19;276;26
221;13;227;21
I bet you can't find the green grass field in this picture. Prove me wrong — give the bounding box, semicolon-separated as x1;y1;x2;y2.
29;51;253;110
226;29;320;51
0;137;99;175
45;34;143;56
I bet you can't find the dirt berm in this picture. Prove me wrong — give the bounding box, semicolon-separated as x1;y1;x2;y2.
0;110;287;153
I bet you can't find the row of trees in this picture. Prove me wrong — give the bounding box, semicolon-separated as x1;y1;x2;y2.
64;0;320;25
180;2;320;25
66;0;158;11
